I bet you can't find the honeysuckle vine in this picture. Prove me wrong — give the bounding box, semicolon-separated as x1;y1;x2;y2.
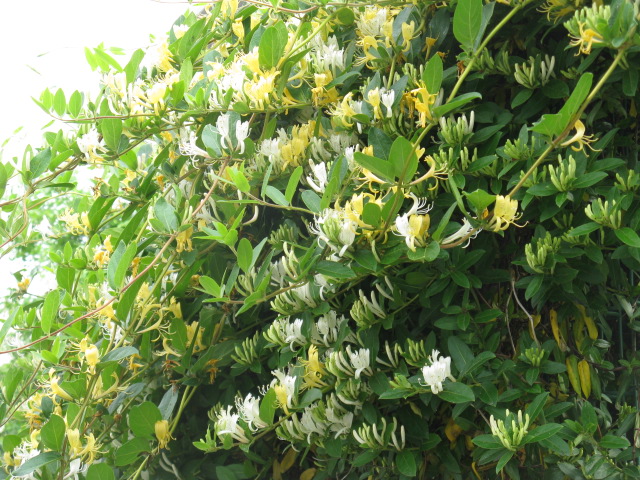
0;0;638;479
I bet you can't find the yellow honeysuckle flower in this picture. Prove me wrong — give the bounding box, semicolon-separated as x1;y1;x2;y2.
301;345;328;389
155;419;174;449
569;22;604;55
60;209;90;235
401;21;415;52
488;195;523;231
17;277;30;292
560;119;598;151
176;226;194;253
85;344;100;373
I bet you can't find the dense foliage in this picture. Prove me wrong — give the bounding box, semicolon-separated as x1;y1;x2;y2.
0;0;639;478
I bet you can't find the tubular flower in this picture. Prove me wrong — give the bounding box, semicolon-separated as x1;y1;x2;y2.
487;195;523;232
560;119;598;151
420;350;455;394
568;22;604;55
301;345;328;389
393;193;432;251
155;420;174;449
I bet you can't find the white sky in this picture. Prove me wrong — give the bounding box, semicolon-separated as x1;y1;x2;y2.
0;0;191;352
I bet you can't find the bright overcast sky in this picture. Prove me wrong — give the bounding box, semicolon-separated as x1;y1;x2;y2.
0;1;191;321
0;0;190;156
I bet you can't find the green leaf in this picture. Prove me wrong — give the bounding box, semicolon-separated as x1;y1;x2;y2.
11;452;60;476
100;346;139;365
237;238;253;273
41;414;65;450
353;152;395;182
128;401;162;438
30;147;52;179
115;438;150;467
259;388;277;425
86;463;116;480
532;73;593;137
154;197;179;232
259;22;288;69
465;189;495;214
68;91;83;117
285;166;303;203
496;450;514;472
438;382;475;403
599;434;630;449
572;171;607;189
41;289;60;335
101;117;123;152
406;242;441;262
525;392;549;423
433;92;482;117
159;386;179;421
615;227;640;248
396;450;417;477
472;434;503;449
568;222;600;237
389;136;418;183
335;7;355;25
124;49;145;84
522;423;563;444
265;185;289;206
199;276;222;297
53;88;66;116
316;261;356;279
461;351;495;378
423;54;443;93
301;190;321;213
228;167;250;193
453;0;482;50
108;241;137;290
353;450;378;467
448;336;474;374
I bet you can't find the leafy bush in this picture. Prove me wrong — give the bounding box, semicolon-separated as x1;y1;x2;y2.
0;0;639;478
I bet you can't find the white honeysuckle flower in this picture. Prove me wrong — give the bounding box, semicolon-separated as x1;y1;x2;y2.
63;458;87;480
306;160;329;193
311;311;348;346
309;137;331;161
393;193;432;251
179;129;210;159
271;370;297;413
441;218;480;247
236;393;268;431
347;346;372;379
215;406;250;443
325;394;354;437
309;209;357;257
216;113;233;151
77;128;106;164
285;318;306;350
356;6;388;37
380;88;395;117
235;120;250;154
420;349;455;394
299;406;327;442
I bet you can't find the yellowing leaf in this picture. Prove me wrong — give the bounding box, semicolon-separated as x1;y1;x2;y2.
300;468;317;480
550;309;568;351
445;417;463;443
280;448;297;474
578;359;591;398
566;355;581;396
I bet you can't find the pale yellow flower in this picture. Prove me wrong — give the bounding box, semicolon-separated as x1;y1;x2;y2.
488;195;523;231
155;420;174;449
569;22;604;55
176;226;194;253
560;119;598;151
